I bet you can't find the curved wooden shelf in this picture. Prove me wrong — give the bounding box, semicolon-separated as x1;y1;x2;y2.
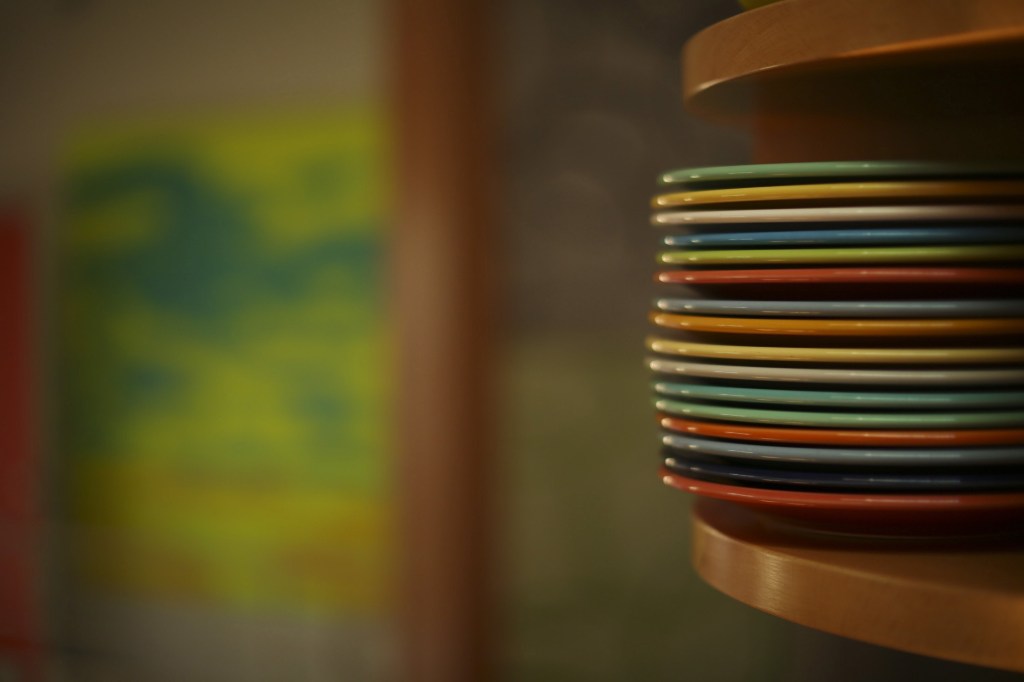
682;0;1024;161
685;0;1024;107
692;500;1024;673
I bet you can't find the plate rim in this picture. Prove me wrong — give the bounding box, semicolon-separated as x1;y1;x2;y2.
647;336;1024;364
661;469;1024;510
652;205;1024;225
646;356;1024;384
653;297;1024;318
661;432;1024;465
659;415;1024;447
659;161;1024;187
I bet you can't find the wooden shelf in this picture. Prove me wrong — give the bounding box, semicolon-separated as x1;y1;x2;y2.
682;0;1024;161
679;1;1024;672
692;500;1024;673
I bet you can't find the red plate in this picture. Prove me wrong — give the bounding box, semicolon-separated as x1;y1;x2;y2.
661;469;1024;536
657;267;1024;286
659;415;1024;447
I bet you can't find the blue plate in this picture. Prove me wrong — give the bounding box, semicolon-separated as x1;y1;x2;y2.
662;433;1024;467
652;381;1024;409
654;298;1024;318
661;449;1024;491
663;227;1024;248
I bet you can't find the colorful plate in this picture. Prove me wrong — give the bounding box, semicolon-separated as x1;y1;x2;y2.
652;205;1024;226
659;466;1024;536
654;397;1024;428
661;469;1024;536
662;451;1024;490
661;433;1024;467
652;381;1024;408
659;161;1024;187
657;267;1024;286
663;227;1024;248
653;298;1024;318
659;415;1024;447
652;181;1024;209
647;336;1024;364
649;312;1024;336
657;244;1024;266
647;357;1024;385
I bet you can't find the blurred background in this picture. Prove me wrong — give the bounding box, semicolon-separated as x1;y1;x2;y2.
1;0;1023;680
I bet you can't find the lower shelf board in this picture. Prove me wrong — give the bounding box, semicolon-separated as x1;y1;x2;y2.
691;498;1024;673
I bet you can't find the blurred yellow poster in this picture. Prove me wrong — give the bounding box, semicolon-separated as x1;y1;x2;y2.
60;109;393;615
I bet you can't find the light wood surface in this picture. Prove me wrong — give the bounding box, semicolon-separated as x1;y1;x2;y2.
692;500;1024;673
682;0;1024;161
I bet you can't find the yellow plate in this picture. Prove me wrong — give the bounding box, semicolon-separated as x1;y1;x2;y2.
652;181;1024;209
650;312;1024;337
658;244;1024;266
646;336;1024;364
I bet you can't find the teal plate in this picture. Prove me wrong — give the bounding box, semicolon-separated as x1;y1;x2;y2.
653;381;1024;409
653;397;1024;428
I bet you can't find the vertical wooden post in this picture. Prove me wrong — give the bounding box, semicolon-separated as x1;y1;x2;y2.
393;0;494;680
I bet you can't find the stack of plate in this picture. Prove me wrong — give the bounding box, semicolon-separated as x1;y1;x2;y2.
647;161;1024;535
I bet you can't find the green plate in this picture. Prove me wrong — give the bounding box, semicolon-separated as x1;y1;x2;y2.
653;398;1024;429
652;381;1024;409
659;161;1024;187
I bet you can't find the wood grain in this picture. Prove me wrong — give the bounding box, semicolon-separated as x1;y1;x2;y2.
693;500;1024;673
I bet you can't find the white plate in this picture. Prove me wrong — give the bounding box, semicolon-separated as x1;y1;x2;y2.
646;357;1024;385
646;336;1024;364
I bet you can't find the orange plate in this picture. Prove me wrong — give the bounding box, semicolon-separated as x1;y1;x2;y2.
650;311;1024;336
657;267;1024;286
659;415;1024;447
